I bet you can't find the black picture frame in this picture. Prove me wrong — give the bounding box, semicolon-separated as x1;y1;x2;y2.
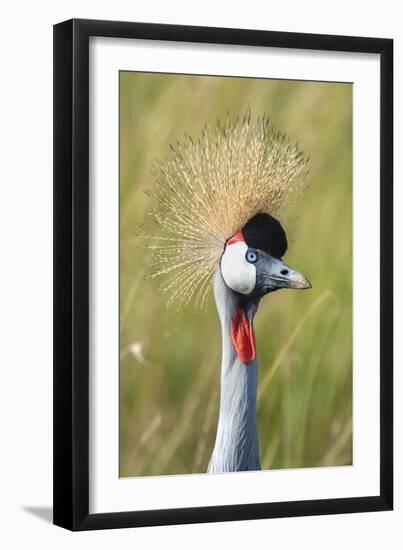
53;18;393;531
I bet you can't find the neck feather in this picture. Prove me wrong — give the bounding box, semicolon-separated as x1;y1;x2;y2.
208;271;261;473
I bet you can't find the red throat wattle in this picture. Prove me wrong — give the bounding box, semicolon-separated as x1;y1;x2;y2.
230;309;256;364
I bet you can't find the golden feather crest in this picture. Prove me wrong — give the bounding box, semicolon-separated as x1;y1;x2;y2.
144;111;309;308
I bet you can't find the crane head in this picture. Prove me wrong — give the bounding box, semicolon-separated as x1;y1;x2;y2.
220;213;311;298
144;111;310;309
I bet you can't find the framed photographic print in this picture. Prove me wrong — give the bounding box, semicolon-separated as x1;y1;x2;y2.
53;19;393;530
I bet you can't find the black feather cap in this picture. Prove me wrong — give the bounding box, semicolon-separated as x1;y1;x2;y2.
242;213;288;259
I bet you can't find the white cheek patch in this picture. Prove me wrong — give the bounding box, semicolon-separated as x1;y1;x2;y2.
220;241;256;295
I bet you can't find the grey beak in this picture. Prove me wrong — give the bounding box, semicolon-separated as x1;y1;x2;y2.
263;258;311;291
282;268;312;290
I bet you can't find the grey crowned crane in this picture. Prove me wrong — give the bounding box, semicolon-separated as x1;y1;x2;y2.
145;111;311;473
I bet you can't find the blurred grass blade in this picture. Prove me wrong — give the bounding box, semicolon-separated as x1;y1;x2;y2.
258;290;334;402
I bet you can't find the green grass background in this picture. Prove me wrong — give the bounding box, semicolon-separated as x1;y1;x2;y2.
120;72;352;477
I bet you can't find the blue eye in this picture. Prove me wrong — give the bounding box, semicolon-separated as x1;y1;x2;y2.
246;249;258;263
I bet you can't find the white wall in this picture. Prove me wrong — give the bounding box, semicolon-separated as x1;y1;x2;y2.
0;1;400;548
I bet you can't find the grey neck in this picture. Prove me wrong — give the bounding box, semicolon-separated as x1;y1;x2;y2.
208;271;261;473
